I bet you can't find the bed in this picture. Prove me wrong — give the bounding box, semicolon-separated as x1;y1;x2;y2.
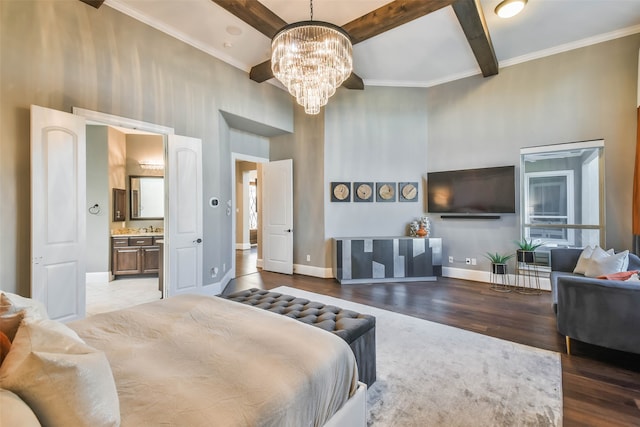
0;293;365;427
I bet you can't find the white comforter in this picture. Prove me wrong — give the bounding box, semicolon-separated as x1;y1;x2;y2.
69;294;358;427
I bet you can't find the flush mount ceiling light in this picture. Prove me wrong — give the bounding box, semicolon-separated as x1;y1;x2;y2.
495;0;527;18
271;0;353;115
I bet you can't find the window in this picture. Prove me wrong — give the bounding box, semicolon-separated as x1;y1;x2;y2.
524;171;574;245
249;180;257;230
521;140;604;255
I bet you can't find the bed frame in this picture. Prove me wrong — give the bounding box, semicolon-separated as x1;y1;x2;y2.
324;382;367;427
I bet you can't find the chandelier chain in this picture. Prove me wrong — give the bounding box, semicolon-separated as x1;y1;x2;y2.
310;0;313;21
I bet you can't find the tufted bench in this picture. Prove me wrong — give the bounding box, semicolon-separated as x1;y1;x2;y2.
222;288;376;385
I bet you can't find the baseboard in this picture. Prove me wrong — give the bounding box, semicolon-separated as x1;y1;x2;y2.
86;272;110;284
206;268;235;296
293;263;334;278
256;258;263;268
235;243;251;250
442;267;551;291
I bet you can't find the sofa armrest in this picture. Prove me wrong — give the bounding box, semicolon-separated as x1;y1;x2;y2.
556;275;640;354
550;248;582;273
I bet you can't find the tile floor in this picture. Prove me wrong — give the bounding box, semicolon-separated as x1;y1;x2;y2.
86;248;257;316
86;277;161;316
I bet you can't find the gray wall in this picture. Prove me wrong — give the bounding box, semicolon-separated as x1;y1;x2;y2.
426;34;640;273
271;105;327;268
324;86;429;241
86;126;110;273
2;1;638;294
0;1;292;295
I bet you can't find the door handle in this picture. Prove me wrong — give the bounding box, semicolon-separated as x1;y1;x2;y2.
285;229;292;233
193;238;202;244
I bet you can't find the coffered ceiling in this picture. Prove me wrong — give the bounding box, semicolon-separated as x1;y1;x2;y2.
99;0;640;88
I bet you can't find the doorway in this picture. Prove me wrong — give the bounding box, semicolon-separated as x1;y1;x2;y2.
234;159;260;278
85;125;165;315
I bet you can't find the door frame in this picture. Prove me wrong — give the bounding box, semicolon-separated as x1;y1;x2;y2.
230;153;269;277
73;108;174;298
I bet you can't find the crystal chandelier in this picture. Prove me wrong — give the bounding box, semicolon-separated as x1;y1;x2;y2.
271;0;353;115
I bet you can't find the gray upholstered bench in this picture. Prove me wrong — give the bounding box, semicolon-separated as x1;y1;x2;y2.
222;288;376;385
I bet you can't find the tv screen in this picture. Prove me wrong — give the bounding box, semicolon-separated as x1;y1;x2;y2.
427;165;516;214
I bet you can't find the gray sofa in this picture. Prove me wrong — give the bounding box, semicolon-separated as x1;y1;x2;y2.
550;248;640;354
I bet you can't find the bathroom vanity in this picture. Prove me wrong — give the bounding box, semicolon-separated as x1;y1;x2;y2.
112;233;163;276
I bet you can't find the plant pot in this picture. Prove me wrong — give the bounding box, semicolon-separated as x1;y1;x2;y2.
492;263;508;275
517;250;535;264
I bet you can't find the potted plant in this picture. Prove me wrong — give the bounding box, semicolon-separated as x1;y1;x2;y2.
514;238;543;264
484;252;515;275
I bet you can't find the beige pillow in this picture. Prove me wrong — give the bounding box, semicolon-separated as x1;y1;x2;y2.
0;388;42;427
0;293;49;320
0;310;24;342
0;318;120;427
585;250;629;278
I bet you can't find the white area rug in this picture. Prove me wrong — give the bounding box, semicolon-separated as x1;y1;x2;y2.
272;286;562;427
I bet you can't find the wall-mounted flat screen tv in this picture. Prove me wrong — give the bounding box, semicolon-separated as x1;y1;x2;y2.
426;165;516;214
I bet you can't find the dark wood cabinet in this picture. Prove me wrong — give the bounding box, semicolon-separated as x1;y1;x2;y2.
112;236;162;276
112;188;126;221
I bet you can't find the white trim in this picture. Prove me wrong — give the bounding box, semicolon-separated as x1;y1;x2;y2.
85;272;110;284
524;170;575;246
231;153;269;278
104;0;255;74
521;139;604;155
442;267;551;291
501;24;640;70
72;107;175;134
205;267;235;296
256;258;264;268
367;25;640;89
293;264;334;279
236;242;251;250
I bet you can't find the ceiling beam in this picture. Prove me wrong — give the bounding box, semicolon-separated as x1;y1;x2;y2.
79;0;105;9
342;73;365;90
451;0;498;77
247;0;454;87
211;0;287;39
249;60;272;83
343;0;456;45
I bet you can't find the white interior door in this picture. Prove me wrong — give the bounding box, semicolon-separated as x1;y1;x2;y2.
166;135;203;296
30;105;86;321
262;159;293;274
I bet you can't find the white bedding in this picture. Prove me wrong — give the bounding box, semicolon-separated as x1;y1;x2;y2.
68;294;358;427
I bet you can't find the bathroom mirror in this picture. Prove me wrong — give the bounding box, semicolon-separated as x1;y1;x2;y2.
130;175;164;220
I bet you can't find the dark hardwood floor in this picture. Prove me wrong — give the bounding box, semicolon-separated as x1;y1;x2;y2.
229;250;640;426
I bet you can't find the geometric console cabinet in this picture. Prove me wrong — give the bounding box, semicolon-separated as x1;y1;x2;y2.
333;237;442;284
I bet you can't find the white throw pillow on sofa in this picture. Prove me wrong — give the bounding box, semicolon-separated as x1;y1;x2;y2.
573;246;595;275
584;249;629;278
573;246;614;275
0;318;120;427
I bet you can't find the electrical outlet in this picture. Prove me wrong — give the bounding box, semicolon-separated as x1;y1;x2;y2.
448;256;454;263
465;258;471;265
471;258;477;266
306;254;311;262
